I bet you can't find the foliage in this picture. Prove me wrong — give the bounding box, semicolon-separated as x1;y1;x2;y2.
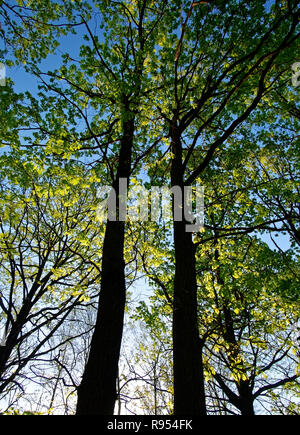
0;0;299;415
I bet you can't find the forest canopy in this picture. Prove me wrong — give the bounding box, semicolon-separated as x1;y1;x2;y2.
0;0;299;416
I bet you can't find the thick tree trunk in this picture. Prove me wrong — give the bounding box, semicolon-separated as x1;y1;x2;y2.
76;219;126;415
172;222;206;415
239;398;255;416
171;122;206;415
238;381;255;416
76;109;135;415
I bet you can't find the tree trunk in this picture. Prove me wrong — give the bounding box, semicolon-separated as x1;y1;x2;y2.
76;220;126;415
239;399;255;416
76;108;135;415
172;221;206;415
171;122;206;415
238;381;255;416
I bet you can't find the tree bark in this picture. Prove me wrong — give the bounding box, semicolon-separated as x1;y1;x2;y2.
76;108;135;415
238;380;255;416
172;222;207;415
170;122;206;415
76;219;127;415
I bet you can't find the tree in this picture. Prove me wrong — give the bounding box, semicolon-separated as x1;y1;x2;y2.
134;225;299;415
0;154;101;403
150;0;299;414
3;0;173;415
1;0;299;416
196;235;299;415
70;1;170;415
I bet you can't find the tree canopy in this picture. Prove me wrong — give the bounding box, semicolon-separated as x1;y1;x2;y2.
0;0;299;416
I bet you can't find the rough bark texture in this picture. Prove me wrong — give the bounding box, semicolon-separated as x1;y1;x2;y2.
76;110;135;415
76;219;126;415
172;221;207;415
171;122;207;415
